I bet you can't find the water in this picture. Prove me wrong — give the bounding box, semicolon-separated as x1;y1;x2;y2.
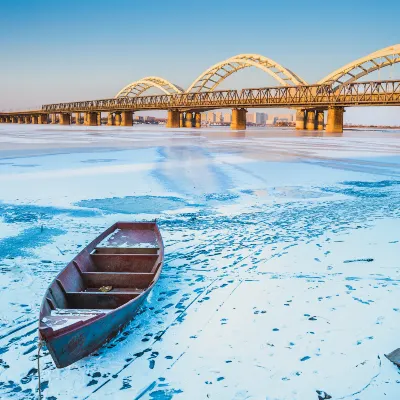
0;124;399;399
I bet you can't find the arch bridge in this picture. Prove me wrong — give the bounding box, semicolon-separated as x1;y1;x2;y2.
1;45;400;133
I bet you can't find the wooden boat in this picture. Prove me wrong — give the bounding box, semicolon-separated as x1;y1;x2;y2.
38;221;163;368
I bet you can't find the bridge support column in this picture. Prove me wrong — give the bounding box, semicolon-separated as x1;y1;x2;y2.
38;114;48;124
296;109;306;130
316;110;324;130
24;116;31;124
75;113;81;125
306;110;316;130
97;112;102;126
85;112;98;126
166;110;180;128
51;114;57;124
18;116;23;124
185;112;193;128
115;113;121;126
326;107;344;134
107;112;115;126
179;112;184;127
195;112;201;128
59;113;71;125
32;115;39;124
231;108;247;130
121;111;133;126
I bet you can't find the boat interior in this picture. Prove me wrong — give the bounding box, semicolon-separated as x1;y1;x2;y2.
39;222;163;335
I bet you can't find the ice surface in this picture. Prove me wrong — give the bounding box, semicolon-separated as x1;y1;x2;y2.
0;125;400;399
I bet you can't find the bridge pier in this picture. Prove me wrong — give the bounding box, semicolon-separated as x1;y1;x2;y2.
85;112;98;126
75;113;81;125
306;110;316;130
231;108;247;130
115;112;121;126
107;112;115;126
180;112;184;127
59;113;71;125
166;110;180;128
185;112;193;128
18;116;23;124
316;110;325;130
326;107;344;133
38;114;48;124
24;116;31;124
97;112;102;126
51;114;57;124
32;115;38;124
195;112;201;128
120;111;133;126
296;109;306;130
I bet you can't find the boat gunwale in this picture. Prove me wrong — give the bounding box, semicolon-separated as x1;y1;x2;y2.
38;221;164;341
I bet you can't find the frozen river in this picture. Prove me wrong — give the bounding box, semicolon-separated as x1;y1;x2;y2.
0;124;400;399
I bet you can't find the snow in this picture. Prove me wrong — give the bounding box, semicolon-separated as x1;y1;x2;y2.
0;124;399;399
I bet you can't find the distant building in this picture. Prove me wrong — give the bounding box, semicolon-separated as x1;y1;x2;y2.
256;112;267;125
246;113;257;124
224;112;232;123
215;112;223;123
201;113;207;122
207;112;216;123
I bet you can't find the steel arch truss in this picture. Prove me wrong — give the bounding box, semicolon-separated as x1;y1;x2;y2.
116;76;184;98
186;54;307;93
318;44;400;89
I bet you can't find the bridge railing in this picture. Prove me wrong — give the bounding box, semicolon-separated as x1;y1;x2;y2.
41;79;400;112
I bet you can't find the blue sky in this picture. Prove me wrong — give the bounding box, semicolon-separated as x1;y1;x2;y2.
1;0;400;124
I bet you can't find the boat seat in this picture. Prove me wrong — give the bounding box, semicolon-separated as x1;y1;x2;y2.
65;289;144;309
90;254;159;273
82;271;154;288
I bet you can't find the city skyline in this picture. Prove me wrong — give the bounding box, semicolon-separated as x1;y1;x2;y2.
1;0;400;123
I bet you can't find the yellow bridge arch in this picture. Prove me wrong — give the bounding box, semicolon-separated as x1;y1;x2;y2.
319;44;400;88
116;76;184;98
186;54;307;93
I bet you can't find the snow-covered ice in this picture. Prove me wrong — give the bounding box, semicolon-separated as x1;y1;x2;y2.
0;124;399;399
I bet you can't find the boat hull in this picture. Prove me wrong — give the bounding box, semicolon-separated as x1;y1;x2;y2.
46;292;148;368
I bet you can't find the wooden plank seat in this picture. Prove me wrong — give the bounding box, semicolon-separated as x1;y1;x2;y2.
93;247;159;255
90;254;159;272
65;290;143;309
82;272;154;288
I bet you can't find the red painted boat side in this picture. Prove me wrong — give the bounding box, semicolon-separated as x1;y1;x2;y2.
38;221;164;368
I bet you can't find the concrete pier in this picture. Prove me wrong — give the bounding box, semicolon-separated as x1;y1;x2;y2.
115;113;121;126
121;111;133;126
32;115;38;124
85;112;98;126
60;113;71;125
306;110;316;130
195;112;201;128
166;110;180;128
296;109;306;130
24;116;31;124
75;113;81;125
97;113;102;126
51;114;57;124
38;114;48;124
185;112;193;128
180;112;184;127
18;117;23;124
107;112;115;126
326;107;344;133
231;108;247;130
316;110;325;130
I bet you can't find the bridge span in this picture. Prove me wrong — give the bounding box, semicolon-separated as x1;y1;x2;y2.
1;45;400;133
